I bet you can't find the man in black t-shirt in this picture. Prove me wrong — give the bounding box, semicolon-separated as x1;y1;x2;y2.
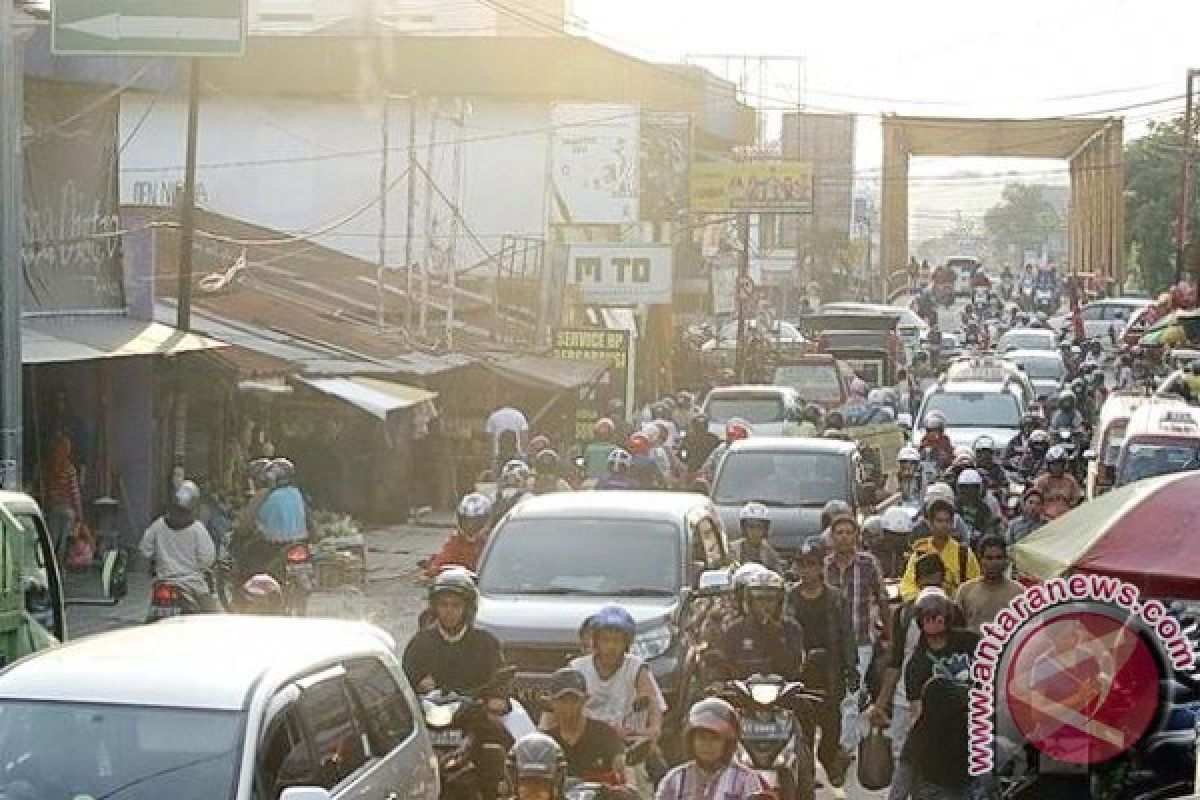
904;594;980;720
543;668;626;784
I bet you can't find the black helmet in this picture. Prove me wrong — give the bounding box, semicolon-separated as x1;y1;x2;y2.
1020;414;1038;431
506;733;567;797
428;568;479;619
802;404;823;424
1058;390;1076;411
534;449;561;477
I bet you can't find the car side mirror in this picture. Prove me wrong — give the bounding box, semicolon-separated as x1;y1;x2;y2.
281;788;333;800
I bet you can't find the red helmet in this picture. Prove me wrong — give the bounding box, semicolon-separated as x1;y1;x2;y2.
725;418;751;443
627;432;651;455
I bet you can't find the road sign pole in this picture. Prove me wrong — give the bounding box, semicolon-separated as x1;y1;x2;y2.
0;1;23;490
735;213;750;382
177;58;200;332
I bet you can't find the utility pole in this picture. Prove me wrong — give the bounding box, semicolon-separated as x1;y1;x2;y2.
445;101;466;350
404;94;418;332
420;102;439;336
734;213;751;381
177;60;201;332
1177;69;1200;284
0;0;23;490
376;96;389;332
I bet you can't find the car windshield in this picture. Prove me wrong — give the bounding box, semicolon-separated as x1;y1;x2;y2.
1119;442;1200;483
923;392;1022;429
1012;358;1064;380
479;518;680;594
0;702;241;800
1001;333;1055;351
705;395;786;424
713;451;849;507
772;365;842;403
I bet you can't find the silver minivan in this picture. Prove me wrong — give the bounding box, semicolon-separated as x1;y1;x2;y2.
0;616;438;800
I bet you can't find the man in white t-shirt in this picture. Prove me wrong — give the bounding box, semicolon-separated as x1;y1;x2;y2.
485;406;529;458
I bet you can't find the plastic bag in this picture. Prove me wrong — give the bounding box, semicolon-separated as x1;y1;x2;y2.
857;725;894;791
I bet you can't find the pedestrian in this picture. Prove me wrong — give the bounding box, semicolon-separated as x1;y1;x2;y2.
1006;487;1047;544
900;676;978;800
899;498;980;602
954;535;1024;634
42;432;83;562
824;511;891;684
581;419;618;481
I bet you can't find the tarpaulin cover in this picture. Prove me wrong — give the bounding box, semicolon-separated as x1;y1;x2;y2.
1012;471;1200;599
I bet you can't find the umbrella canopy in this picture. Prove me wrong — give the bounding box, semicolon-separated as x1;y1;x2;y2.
1012;471;1200;599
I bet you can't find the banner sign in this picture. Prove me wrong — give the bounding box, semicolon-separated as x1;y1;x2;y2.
691;161;814;213
22;80;126;312
565;244;672;306
552;328;632;443
550;104;639;225
640;111;692;220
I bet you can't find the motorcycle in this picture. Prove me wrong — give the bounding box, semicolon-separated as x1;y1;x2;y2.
422;666;529;800
1035;287;1058;315
715;674;825;800
145;579;215;622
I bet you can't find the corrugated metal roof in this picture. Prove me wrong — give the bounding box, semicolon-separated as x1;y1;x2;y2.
294;376;437;421
483;353;604;391
23;315;227;364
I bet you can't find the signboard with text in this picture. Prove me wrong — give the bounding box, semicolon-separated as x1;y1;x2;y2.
550;104;639;225
691;161;813;213
53;0;246;57
553;328;632;443
565;244;672;306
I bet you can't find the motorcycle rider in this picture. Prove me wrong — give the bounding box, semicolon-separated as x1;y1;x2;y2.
1033;446;1083;519
492;460;532;523
683;413;720;476
568;605;664;741
139;479;218;612
789;539;858;798
532;450;573;495
954;469;1003;545
240;457;309;583
718;569;806;681
972;436;1007;497
542;669;627;786
403;568;505;693
582;419;619;481
596;449;640;491
1049;389;1085;434
729;502;785;574
896;445;922;503
1003;414;1042;465
655;698;770;800
427;492;494;576
699;418;752;485
628;432;666;490
918;411;955;470
1016;429;1053;478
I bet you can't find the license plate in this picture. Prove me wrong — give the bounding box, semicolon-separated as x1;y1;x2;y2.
742;719;790;739
430;729;464;748
149;606;182;619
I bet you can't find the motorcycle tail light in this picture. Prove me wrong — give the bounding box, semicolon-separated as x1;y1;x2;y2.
153;584;178;605
286;544;311;564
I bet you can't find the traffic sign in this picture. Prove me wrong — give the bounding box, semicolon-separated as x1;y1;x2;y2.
53;0;245;57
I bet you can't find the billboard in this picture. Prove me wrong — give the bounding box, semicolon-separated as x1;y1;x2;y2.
550;104;639;225
552;328;632;443
640;111;692;220
691;161;813;213
565;244;673;306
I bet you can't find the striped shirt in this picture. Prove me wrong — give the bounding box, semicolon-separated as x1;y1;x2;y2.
824;551;887;644
655;762;769;800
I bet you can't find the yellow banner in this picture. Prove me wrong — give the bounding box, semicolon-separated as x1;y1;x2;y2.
690;161;813;213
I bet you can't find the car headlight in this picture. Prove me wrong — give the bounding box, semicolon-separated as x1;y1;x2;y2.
631;624;673;661
425;701;462;728
750;683;781;705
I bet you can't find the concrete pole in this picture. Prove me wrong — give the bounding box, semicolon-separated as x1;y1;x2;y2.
376;95;389;332
0;0;23;490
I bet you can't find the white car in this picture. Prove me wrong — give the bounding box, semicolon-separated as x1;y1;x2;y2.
914;379;1027;452
1050;297;1152;346
997;327;1058;354
700;320;807;351
700;385;801;438
0;616;439;800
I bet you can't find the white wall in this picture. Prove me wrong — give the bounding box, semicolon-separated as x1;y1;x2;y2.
119;92;552;272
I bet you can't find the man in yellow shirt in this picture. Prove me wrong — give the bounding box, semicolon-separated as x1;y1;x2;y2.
898;498;980;601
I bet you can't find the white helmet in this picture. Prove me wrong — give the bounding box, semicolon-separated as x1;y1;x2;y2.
897;445;920;464
957;468;984;487
924;481;956;507
924;410;947;430
1046;445;1069;463
881;506;914;535
456;492;493;538
739;502;770;533
973;435;996;454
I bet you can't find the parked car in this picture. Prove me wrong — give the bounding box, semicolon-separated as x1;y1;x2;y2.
1002;349;1067;402
473;491;729;728
0;616;436;800
997;327;1058;354
700;385;801;437
710;437;868;558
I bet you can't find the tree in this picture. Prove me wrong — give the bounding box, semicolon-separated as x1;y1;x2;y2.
1124;116;1200;292
984;183;1061;262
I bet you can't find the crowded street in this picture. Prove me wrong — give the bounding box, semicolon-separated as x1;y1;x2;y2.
5;1;1200;800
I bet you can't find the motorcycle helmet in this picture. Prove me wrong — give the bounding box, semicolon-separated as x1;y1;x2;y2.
914;586;952;622
684;698;741;761
246;457;273;490
956;468;984;488
898;445;921;464
590;604;636;646
1020;413;1039;432
973;435;996;457
500;459;531;489
506;734;567;798
593;418;615;440
456;492;493;540
607;448;632;473
802;404;823;425
741;569;785;624
731;562;770;612
628;432;652;456
533;449;561;477
1029;429;1052;449
861;514;884;543
924;410;947;432
1046;445;1069;465
428;567;479;619
820;499;853;529
738;501;771;535
952;447;975;470
266;457;295;487
881;506;914;536
171;480;200;512
924;481;956;508
725;418;752;443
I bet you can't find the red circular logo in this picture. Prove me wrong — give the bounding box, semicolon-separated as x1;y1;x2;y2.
1003;609;1163;765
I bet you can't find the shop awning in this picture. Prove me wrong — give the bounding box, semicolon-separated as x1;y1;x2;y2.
484;354;606;392
22;316;228;364
294;376;437;421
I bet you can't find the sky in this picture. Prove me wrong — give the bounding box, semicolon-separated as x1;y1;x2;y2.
570;0;1200;237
